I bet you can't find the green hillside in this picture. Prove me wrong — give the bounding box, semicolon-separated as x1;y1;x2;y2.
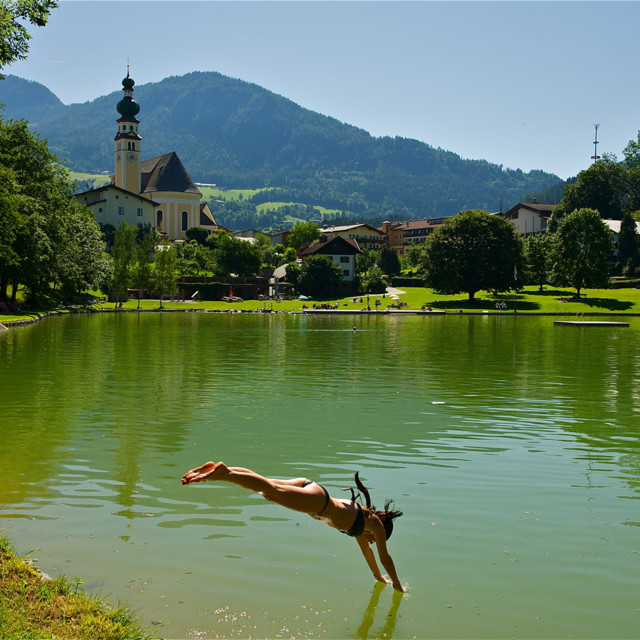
3;71;563;227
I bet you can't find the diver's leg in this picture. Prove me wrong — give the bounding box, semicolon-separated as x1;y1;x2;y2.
182;462;326;514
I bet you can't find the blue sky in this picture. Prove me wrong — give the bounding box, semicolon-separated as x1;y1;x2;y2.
5;1;640;180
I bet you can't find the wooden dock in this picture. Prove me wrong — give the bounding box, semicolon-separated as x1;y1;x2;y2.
554;321;629;327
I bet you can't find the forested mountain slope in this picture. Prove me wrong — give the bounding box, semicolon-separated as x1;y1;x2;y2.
1;71;561;220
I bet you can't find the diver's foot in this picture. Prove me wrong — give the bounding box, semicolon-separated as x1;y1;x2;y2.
182;461;227;484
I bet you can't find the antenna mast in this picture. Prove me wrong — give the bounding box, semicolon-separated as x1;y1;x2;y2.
591;123;601;163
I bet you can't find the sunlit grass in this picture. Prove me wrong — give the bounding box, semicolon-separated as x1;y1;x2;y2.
0;535;150;640
197;186;262;201
3;286;639;325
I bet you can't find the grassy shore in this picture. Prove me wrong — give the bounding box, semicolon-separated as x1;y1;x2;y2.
0;536;151;640
2;285;640;325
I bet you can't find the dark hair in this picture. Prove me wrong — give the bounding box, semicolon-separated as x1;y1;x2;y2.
353;472;403;540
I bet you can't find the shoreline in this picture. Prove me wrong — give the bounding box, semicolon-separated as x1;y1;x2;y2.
2;306;640;331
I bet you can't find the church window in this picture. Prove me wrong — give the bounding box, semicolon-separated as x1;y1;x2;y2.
181;211;188;231
118;207;124;216
157;210;163;228
137;208;143;217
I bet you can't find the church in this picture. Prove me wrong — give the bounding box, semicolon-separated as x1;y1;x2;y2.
75;71;220;240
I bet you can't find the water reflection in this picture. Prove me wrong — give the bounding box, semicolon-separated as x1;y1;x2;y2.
355;582;403;640
1;313;640;638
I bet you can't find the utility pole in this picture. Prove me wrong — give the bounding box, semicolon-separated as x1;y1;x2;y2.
591;124;601;163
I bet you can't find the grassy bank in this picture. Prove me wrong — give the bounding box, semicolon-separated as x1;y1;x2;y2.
0;536;151;640
2;285;640;325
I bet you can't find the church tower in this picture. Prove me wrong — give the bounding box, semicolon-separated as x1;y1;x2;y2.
114;69;141;193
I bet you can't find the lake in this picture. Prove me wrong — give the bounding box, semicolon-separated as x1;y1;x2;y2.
1;312;639;638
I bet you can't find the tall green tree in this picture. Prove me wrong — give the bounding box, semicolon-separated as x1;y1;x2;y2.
419;209;523;302
550;208;612;298
132;228;156;308
298;254;343;298
110;222;137;304
623;132;640;214
0;117;106;302
356;247;379;276
524;233;552;292
153;242;178;308
379;246;401;277
286;221;322;251
0;0;57;76
616;212;639;274
214;234;262;276
549;153;634;231
56;202;110;300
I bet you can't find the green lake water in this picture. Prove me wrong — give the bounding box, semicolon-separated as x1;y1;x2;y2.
1;312;639;639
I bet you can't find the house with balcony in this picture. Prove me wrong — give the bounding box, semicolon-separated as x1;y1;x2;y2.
503;202;556;236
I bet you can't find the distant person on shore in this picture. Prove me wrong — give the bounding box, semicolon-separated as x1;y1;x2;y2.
181;462;405;591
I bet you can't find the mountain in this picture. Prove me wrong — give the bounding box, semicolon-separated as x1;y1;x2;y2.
0;71;561;221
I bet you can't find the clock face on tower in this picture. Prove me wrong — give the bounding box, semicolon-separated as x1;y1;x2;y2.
127;152;136;162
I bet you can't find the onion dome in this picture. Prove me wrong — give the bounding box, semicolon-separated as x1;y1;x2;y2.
116;73;140;118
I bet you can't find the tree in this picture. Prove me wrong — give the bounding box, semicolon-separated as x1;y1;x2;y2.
356;247;379;276
0;116;106;302
524;233;552;291
550;155;628;231
298;255;343;298
174;240;199;283
100;223;116;251
153;242;177;308
56;202;110;300
286;221;322;251
616;212;639;275
185;226;210;246
419;209;523;301
214;234;261;276
132;228;156;308
403;246;421;270
0;0;57;77
283;246;298;264
550;208;613;298
378;247;401;277
110;222;137;304
623;132;640;214
360;265;387;294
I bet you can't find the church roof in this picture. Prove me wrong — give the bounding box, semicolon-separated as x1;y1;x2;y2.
140;152;201;195
75;183;158;205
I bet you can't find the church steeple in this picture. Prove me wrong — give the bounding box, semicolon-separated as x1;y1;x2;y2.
114;67;141;192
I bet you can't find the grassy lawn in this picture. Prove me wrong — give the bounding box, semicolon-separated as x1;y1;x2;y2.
0;535;150;640
2;286;639;325
197;186;262;201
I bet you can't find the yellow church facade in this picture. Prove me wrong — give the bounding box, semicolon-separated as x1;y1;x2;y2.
76;71;220;241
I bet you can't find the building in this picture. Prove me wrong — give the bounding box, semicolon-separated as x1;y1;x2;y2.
380;218;446;255
503;202;556;236
299;235;361;288
320;224;386;250
75;70;221;241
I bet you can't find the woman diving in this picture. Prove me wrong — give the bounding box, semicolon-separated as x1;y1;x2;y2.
181;462;405;592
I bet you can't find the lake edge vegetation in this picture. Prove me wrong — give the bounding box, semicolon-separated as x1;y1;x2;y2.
0;534;152;640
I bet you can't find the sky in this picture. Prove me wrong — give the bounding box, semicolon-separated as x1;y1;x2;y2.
4;0;640;180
